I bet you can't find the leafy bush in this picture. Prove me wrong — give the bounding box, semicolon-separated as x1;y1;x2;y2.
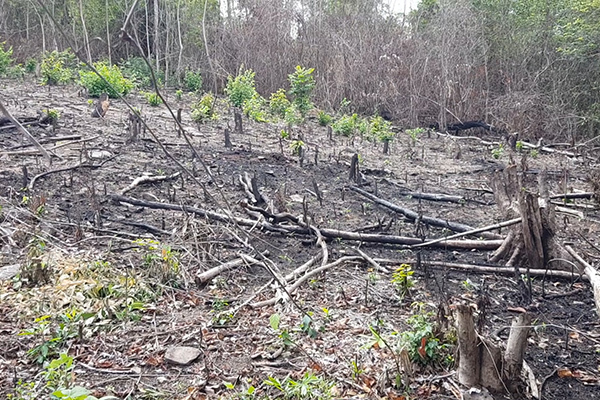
243;93;269;122
332;114;358;136
288;65;315;117
269;88;291;118
370;115;394;142
0;41;13;76
143;91;162;106
284;105;303;126
79;62;133;98
25;58;36;73
7;64;25;79
175;89;183;101
191;93;218;123
225;67;257;107
121;57;163;88
184;69;203;92
41;50;77;85
317;110;333;126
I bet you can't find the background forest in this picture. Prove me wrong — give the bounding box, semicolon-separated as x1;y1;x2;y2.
1;0;600;140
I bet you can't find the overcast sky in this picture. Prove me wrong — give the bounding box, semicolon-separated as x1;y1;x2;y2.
386;0;421;13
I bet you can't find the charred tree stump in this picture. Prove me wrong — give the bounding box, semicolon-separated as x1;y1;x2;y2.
234;109;243;135
349;153;361;184
490;161;559;280
127;111;143;143
224;128;232;149
176;108;182;138
383;139;390;155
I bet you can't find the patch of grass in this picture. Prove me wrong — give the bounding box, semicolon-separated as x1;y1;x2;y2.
264;372;334;400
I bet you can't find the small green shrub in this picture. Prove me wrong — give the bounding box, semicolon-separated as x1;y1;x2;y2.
288;65;315;117
243;93;269;122
399;303;452;365
284;105;303;126
143;91;162;106
40;50;77;85
391;263;414;298
0;41;14;76
332;114;358;136
121;56;163;88
290;139;305;155
25;58;37;73
79;62;133;98
357;117;370;136
191;93;218;123
175;89;183;101
269;88;291;118
184;69;203;92
7;64;25;79
317;110;333;126
225;66;257;107
370;115;394;142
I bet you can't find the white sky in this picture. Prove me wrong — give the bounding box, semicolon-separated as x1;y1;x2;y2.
386;0;421;13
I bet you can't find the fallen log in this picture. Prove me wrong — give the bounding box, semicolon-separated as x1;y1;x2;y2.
110;194;503;250
349;186;502;239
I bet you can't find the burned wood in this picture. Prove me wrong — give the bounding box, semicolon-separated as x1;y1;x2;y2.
349;185;502;240
111;194;503;250
411;217;521;249
119;172;181;195
422;260;586;281
399;191;466;204
0;100;51;166
29;156;116;190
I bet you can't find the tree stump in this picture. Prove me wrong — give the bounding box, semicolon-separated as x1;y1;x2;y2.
234;108;243;135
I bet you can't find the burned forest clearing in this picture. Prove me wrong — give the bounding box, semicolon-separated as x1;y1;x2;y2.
0;77;599;400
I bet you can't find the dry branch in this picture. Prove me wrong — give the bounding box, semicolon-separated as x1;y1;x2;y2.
111;195;503;250
349;186;502;239
119;172;182;195
422;260;586;281
0;100;51;165
565;245;600;316
411;218;520;249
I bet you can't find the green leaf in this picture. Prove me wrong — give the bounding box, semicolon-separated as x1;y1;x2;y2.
269;313;280;330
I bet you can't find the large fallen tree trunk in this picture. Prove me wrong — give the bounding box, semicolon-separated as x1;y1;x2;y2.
110;194;503;250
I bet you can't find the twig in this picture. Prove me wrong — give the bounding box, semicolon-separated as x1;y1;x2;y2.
119;172;181;195
0;99;52;165
411;218;520;249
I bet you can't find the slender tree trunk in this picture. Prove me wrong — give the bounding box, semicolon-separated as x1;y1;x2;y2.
154;0;159;70
176;0;183;85
145;2;151;58
79;0;92;63
105;0;111;64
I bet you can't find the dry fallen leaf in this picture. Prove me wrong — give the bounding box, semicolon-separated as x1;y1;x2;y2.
557;367;573;378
